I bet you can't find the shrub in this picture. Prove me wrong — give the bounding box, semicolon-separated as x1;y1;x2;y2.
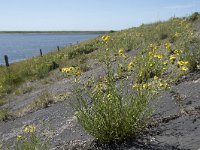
68;43;96;59
181;37;200;71
189;12;199;22
35;61;59;79
72;60;156;142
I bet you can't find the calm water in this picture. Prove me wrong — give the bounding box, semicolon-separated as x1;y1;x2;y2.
0;33;99;65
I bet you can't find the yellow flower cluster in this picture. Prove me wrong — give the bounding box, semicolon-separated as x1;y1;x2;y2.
154;76;158;80
132;76;169;91
106;93;113;100
149;43;157;51
118;49;126;58
173;49;183;55
118;49;124;55
75;71;81;76
165;42;171;50
61;67;81;76
102;35;110;43
128;61;134;71
177;60;189;71
24;124;36;133
177;61;189;66
148;52;153;56
153;54;163;59
16;124;36;141
170;54;176;63
158;80;169;88
163;60;168;65
132;83;149;90
17;135;23;141
180;66;189;71
61;67;74;73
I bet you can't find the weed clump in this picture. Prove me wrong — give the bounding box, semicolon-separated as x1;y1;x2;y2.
0;109;13;121
13;124;48;150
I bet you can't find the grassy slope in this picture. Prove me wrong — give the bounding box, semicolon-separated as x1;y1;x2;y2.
0;13;200;99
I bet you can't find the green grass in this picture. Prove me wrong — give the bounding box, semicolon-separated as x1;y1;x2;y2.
0;109;13;121
0;98;7;106
16;92;54;117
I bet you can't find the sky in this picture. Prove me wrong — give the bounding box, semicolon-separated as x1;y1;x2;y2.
0;0;199;31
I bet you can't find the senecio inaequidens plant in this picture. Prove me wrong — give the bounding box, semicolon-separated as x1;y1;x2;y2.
69;18;199;142
12;124;48;150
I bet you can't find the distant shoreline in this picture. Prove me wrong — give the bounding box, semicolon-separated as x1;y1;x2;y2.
0;31;108;34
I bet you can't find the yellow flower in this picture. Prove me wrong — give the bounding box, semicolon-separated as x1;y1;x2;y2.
163;60;168;65
180;66;189;71
149;44;154;48
149;44;157;51
118;49;126;58
118;49;124;55
159;82;164;87
189;31;193;36
69;67;74;71
17;135;22;141
174;32;181;38
102;35;110;43
174;49;183;55
154;76;158;80
170;55;176;61
75;71;81;76
177;61;189;66
107;93;112;99
24;125;36;133
148;52;153;56
61;67;75;73
142;83;148;89
132;83;139;89
163;67;167;71
153;54;163;59
158;80;169;88
149;63;153;67
165;42;171;50
128;62;134;71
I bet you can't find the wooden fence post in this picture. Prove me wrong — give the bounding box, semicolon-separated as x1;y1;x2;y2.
57;46;60;51
40;49;43;57
4;55;9;67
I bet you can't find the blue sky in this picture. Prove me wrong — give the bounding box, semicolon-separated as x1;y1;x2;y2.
0;0;199;31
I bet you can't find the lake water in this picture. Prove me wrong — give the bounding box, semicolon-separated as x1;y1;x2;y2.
0;33;99;65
